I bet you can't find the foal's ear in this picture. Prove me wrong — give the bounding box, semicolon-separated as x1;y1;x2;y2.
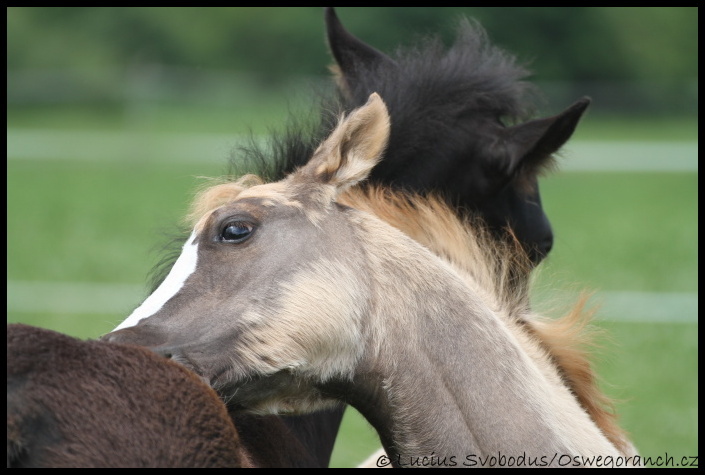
324;7;397;92
298;92;390;192
501;97;591;181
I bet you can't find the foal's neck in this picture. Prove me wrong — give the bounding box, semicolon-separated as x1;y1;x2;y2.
338;217;620;466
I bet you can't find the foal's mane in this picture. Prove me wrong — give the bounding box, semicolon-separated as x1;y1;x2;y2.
340;185;532;317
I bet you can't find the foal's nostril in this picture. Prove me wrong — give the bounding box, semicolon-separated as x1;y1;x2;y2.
99;333;115;343
149;346;175;360
100;330;129;344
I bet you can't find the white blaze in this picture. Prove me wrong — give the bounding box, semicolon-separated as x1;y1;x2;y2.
113;231;199;331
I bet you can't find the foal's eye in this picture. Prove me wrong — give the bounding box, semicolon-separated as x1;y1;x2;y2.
221;221;254;243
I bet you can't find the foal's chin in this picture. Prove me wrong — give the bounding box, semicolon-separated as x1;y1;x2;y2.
215;369;337;416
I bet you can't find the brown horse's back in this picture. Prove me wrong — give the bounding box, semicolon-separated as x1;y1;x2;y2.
7;323;252;468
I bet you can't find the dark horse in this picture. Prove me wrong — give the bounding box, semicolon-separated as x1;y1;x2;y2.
244;7;590;265
7;323;336;467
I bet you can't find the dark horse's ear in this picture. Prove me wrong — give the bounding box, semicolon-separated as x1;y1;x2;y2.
501;97;591;183
324;7;397;91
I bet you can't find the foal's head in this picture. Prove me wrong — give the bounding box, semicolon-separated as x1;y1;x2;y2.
104;94;391;414
324;7;591;264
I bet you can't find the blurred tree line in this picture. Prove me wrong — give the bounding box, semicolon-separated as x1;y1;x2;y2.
7;7;697;115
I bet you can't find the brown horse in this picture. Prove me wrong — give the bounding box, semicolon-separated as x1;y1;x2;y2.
104;95;639;467
7;323;332;467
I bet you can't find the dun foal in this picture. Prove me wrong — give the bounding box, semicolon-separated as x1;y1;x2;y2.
105;95;637;467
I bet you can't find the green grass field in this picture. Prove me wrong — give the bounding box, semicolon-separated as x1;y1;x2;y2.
7;103;698;467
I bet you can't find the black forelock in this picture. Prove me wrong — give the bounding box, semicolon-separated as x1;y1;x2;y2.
346;17;541;126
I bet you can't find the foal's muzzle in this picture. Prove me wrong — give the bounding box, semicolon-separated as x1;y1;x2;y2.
101;326;166;348
102;329;206;381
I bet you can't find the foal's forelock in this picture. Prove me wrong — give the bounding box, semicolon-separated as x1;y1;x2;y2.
187;177;304;229
186;176;260;229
